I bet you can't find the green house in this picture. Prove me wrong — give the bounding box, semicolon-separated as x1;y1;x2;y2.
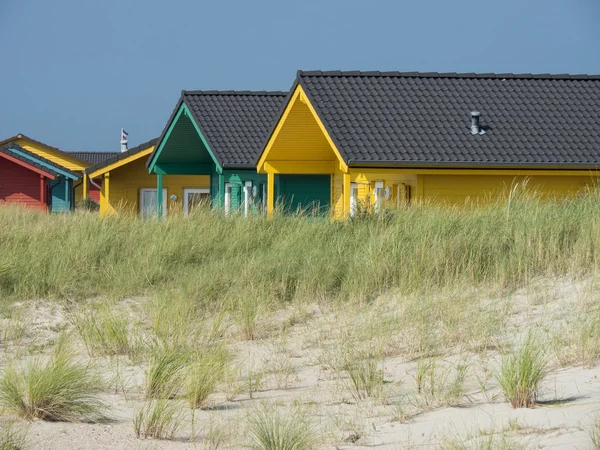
146;90;288;216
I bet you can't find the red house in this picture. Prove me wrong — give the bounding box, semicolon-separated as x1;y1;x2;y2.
0;145;74;211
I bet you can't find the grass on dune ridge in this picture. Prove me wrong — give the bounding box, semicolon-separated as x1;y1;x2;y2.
0;185;599;305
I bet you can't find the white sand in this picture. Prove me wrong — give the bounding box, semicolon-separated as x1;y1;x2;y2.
2;278;600;449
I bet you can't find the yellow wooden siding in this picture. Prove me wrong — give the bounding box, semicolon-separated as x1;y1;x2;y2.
421;174;596;205
266;95;337;162
99;158;210;215
349;170;418;209
331;170;345;219
13;138;88;171
74;184;83;203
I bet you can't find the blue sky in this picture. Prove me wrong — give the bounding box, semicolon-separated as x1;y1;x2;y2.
1;0;599;152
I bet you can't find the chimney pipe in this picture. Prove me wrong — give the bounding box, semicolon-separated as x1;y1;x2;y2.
470;111;481;135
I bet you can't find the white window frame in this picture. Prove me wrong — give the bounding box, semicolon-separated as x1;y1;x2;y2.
224;182;232;215
243;181;252;217
374;181;384;212
350;182;359;216
183;188;210;215
140;188;167;217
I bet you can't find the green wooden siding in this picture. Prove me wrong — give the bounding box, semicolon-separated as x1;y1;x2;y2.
278;174;331;215
50;177;72;213
210;170;267;213
154;112;214;165
150;102;268;214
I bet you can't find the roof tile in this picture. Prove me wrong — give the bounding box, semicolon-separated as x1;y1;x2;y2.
297;71;600;167
182;90;288;167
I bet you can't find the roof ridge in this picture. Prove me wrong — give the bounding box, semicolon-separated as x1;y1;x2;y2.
297;70;600;80
128;138;158;152
183;90;288;96
68;151;120;154
84;138;158;174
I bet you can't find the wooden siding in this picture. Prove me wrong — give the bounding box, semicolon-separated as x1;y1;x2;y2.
210;170;268;213
0;157;47;210
13;138;87;171
73;181;100;204
10;138;92;205
99;157;210;215
50;177;72;213
345;170;596;211
155;112;213;165
266;94;337;162
420;174;596;205
349;170;418;209
259;86;349;217
258;84;600;219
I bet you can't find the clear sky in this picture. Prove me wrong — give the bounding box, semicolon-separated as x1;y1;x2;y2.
1;0;599;152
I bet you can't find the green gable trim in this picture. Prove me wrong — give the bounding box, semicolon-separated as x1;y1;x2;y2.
148;102;222;174
8;147;79;180
154;163;214;175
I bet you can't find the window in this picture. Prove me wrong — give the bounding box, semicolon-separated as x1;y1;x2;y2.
183;188;210;215
374;181;384;212
140;188;167;219
397;183;411;207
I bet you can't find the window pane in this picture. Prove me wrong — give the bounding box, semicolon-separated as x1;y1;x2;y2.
187;192;210;213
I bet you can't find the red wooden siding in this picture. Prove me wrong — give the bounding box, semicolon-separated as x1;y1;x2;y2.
0;157;49;211
89;179;101;202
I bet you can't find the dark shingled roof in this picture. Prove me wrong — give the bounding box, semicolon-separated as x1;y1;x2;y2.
85;138;158;174
150;91;288;169
296;71;600;168
0;144;79;178
68;152;120;165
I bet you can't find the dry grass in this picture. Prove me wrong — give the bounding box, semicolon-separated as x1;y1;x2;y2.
185;345;229;409
144;349;188;400
246;403;315;450
1;191;600;447
411;358;470;409
72;302;140;358
0;335;106;422
590;414;600;450
133;399;184;440
496;333;549;408
0;419;28;450
1;187;600;306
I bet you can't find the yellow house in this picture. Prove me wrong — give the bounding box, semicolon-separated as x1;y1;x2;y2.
85;138;211;216
257;71;600;218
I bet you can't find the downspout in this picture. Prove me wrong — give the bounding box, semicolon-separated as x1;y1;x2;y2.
89;177;102;190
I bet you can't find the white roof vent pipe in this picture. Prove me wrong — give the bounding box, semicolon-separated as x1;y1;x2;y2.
120;128;129;152
470;111;485;135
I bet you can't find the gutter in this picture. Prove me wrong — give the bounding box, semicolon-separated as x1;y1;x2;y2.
346;159;600;171
222;163;255;170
